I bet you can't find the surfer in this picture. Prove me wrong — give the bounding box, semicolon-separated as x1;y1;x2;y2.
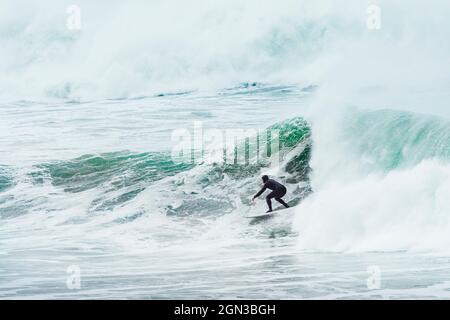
252;175;289;213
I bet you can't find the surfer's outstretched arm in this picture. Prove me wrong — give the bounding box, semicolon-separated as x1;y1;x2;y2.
253;183;268;199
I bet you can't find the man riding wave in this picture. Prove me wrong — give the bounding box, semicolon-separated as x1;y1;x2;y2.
252;175;289;213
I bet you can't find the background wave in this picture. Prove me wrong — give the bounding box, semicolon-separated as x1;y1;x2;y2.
3;0;450;103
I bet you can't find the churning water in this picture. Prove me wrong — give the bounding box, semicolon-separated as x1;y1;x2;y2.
2;0;450;299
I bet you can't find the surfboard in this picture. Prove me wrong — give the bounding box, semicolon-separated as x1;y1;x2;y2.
244;199;299;219
244;206;292;219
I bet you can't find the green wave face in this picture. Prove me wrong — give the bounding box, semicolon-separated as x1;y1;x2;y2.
30;152;194;192
200;117;312;185
273;117;312;183
269;116;311;149
344;109;450;171
186;116;312;218
28;152;194;212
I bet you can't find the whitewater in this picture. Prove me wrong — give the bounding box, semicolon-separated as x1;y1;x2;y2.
1;0;450;299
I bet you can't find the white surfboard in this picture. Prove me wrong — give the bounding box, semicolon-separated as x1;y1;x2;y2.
244;206;292;219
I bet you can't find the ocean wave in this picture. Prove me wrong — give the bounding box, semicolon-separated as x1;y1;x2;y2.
294;108;450;253
28;151;194;213
0;116;311;218
345;109;450;170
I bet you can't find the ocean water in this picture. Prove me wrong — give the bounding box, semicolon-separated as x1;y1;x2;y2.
2;0;450;299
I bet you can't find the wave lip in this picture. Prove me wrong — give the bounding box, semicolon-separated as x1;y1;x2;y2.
345;109;450;171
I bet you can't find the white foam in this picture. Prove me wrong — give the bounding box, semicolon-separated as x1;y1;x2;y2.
294;159;450;253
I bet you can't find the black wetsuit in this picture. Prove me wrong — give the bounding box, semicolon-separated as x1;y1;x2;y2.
254;179;289;211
